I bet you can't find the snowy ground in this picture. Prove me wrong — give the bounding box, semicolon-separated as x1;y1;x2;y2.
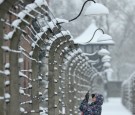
102;98;131;115
41;98;131;115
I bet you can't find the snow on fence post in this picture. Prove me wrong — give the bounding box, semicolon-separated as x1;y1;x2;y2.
48;27;74;114
73;55;91;111
64;50;81;114
52;38;72;114
57;41;77;114
31;45;40;115
69;55;84;115
0;8;5;115
0;1;20;115
0;0;51;115
62;49;80;114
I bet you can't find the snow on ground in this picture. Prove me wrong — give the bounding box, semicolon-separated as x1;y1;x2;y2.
102;98;131;115
40;98;131;115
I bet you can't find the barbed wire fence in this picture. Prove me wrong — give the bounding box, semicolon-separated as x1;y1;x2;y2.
0;0;107;115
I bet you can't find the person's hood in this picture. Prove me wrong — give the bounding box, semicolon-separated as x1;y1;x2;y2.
95;94;104;105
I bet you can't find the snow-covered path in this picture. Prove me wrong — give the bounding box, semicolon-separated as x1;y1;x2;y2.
102;98;131;115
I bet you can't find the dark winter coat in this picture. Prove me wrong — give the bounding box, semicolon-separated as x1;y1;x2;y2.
79;94;104;115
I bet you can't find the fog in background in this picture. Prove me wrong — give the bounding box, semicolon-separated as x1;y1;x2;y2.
50;0;135;81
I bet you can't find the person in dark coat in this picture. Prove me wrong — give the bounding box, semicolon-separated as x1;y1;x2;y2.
79;92;104;115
